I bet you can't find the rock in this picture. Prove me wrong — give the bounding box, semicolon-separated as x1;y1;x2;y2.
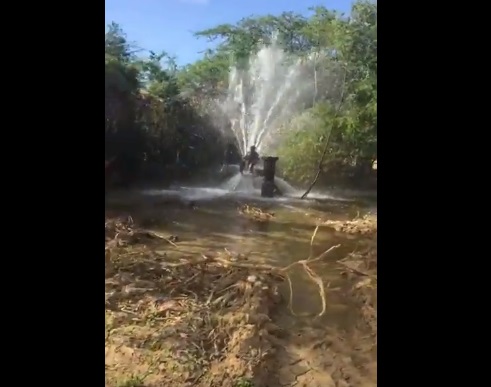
247;275;257;283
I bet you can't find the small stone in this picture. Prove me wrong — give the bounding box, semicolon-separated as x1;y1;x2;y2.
247;275;257;283
123;285;152;295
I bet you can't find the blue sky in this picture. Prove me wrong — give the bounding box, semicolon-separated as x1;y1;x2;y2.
105;0;354;65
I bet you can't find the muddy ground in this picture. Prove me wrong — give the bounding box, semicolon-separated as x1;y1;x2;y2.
105;209;377;387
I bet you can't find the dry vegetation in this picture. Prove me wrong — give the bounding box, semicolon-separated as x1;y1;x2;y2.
323;213;377;336
106;217;281;387
323;213;377;236
105;208;377;387
238;204;275;222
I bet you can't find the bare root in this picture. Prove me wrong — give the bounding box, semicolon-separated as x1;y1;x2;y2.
106;217;340;319
211;225;340;318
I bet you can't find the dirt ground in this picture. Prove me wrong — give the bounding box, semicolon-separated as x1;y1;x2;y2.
105;211;377;387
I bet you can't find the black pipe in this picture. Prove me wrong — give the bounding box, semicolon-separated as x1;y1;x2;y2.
261;156;279;197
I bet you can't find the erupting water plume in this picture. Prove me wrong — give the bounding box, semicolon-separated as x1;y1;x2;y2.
221;41;332;156
213;39;344;198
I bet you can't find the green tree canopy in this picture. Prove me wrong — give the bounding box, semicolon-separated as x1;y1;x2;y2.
105;1;377;189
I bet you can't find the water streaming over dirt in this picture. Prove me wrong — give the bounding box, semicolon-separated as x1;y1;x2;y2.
109;188;373;322
106;187;377;387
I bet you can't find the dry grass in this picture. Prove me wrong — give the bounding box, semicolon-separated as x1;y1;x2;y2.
105;217;284;387
333;215;377;337
238;204;275;222
323;213;377;236
105;207;378;387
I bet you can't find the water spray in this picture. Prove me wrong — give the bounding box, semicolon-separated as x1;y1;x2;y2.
221;40;329;155
218;38;338;197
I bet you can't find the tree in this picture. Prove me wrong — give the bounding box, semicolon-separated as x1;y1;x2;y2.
105;0;377;190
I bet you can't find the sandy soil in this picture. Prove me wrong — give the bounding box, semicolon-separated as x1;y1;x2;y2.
105;209;377;387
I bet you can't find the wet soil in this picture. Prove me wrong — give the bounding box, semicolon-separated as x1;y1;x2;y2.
105;192;377;387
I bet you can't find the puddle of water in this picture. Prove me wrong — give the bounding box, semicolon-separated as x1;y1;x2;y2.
140;184;359;204
107;187;375;329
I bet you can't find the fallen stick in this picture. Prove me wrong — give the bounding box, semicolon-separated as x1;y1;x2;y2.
213;230;341;318
106;221;341;319
337;260;377;280
137;229;179;247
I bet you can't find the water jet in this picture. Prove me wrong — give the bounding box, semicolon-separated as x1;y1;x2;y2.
222;41;328;156
219;40;337;196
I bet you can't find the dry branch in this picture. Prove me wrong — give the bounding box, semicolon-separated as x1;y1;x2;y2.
301;69;348;200
337;260;377;280
214;224;340;317
137;229;179;247
106;217;340;318
238;204;274;222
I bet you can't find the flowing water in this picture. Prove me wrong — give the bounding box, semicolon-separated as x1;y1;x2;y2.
107;186;375;328
105;35;375;387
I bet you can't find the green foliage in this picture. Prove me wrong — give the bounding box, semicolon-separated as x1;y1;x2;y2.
105;24;226;184
234;378;254;387
276;1;377;186
105;1;377;188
